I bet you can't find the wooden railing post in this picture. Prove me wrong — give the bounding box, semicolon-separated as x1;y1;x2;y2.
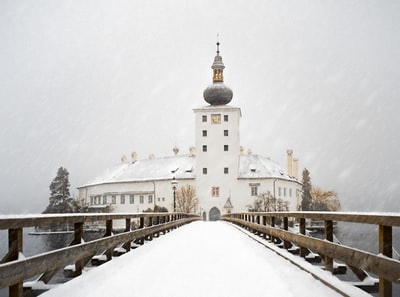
104;220;113;261
283;217;291;249
148;215;153;240
139;216;145;245
73;222;85;275
123;218;131;252
270;216;275;243
379;225;392;297
8;228;23;297
324;220;334;273
299;218;307;257
262;216;267;239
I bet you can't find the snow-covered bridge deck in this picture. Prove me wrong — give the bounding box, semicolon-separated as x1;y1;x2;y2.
42;221;367;297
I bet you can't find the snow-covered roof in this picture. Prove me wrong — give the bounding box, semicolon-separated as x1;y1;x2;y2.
80;155;196;187
238;154;297;181
80;153;297;188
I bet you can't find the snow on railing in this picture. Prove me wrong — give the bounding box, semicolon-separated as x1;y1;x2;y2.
221;211;400;297
0;212;199;297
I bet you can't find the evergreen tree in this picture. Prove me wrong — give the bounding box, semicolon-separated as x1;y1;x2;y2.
43;167;81;214
49;167;70;205
301;168;313;211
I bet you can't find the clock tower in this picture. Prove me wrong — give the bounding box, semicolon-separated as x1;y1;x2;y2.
194;42;241;221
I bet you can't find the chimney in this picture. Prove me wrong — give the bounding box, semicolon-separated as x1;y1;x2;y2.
189;147;195;157
293;158;299;179
131;151;137;162
287;149;293;176
173;146;179;155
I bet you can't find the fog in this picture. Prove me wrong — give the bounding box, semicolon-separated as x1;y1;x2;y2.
0;0;399;214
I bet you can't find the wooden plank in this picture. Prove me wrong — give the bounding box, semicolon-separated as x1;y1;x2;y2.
0;213;197;230
222;212;400;227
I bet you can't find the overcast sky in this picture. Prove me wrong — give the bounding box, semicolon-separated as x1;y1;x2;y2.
1;0;399;214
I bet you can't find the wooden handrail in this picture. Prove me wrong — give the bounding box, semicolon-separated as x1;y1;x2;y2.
221;211;400;297
0;213;199;297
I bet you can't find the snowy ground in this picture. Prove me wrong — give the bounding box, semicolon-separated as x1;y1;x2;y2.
41;221;368;297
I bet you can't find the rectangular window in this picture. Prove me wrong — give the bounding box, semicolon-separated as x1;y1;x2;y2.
202;130;207;137
278;187;281;197
203;168;207;174
120;194;125;204
283;188;287;197
211;186;220;197
251;186;258;196
103;196;107;204
224;167;229;174
140;195;144;204
289;188;292;197
224;130;228;136
224;145;229;151
148;195;153;204
203;145;207;152
112;195;116;204
129;195;134;204
202;115;207;122
224;115;228;122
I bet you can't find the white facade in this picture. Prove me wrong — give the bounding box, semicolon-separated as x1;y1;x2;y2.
78;44;302;223
193;105;241;220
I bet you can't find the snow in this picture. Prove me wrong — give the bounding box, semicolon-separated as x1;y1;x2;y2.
239;154;295;180
41;221;368;297
80;155;196;187
79;152;297;188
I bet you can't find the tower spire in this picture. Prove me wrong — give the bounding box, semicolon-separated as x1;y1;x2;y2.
216;33;220;55
212;36;225;83
203;38;233;105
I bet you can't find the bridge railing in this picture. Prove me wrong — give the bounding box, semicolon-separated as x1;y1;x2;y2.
221;211;400;297
0;212;199;297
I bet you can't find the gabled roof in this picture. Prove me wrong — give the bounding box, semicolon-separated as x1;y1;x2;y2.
238;154;296;181
79;153;297;188
80;155;195;187
224;197;234;209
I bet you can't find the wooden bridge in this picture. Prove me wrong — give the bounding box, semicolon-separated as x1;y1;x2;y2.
0;212;399;297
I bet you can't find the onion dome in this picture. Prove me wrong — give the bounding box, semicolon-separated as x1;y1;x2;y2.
203;41;233;105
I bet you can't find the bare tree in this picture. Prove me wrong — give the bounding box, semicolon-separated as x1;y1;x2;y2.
249;192;289;212
311;187;340;211
176;185;198;213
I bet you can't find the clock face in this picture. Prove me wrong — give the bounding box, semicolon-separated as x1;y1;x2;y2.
211;114;221;124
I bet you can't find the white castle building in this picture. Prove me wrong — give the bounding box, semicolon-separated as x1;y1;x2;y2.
78;43;302;221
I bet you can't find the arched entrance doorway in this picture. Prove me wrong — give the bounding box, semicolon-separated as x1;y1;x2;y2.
209;207;221;221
